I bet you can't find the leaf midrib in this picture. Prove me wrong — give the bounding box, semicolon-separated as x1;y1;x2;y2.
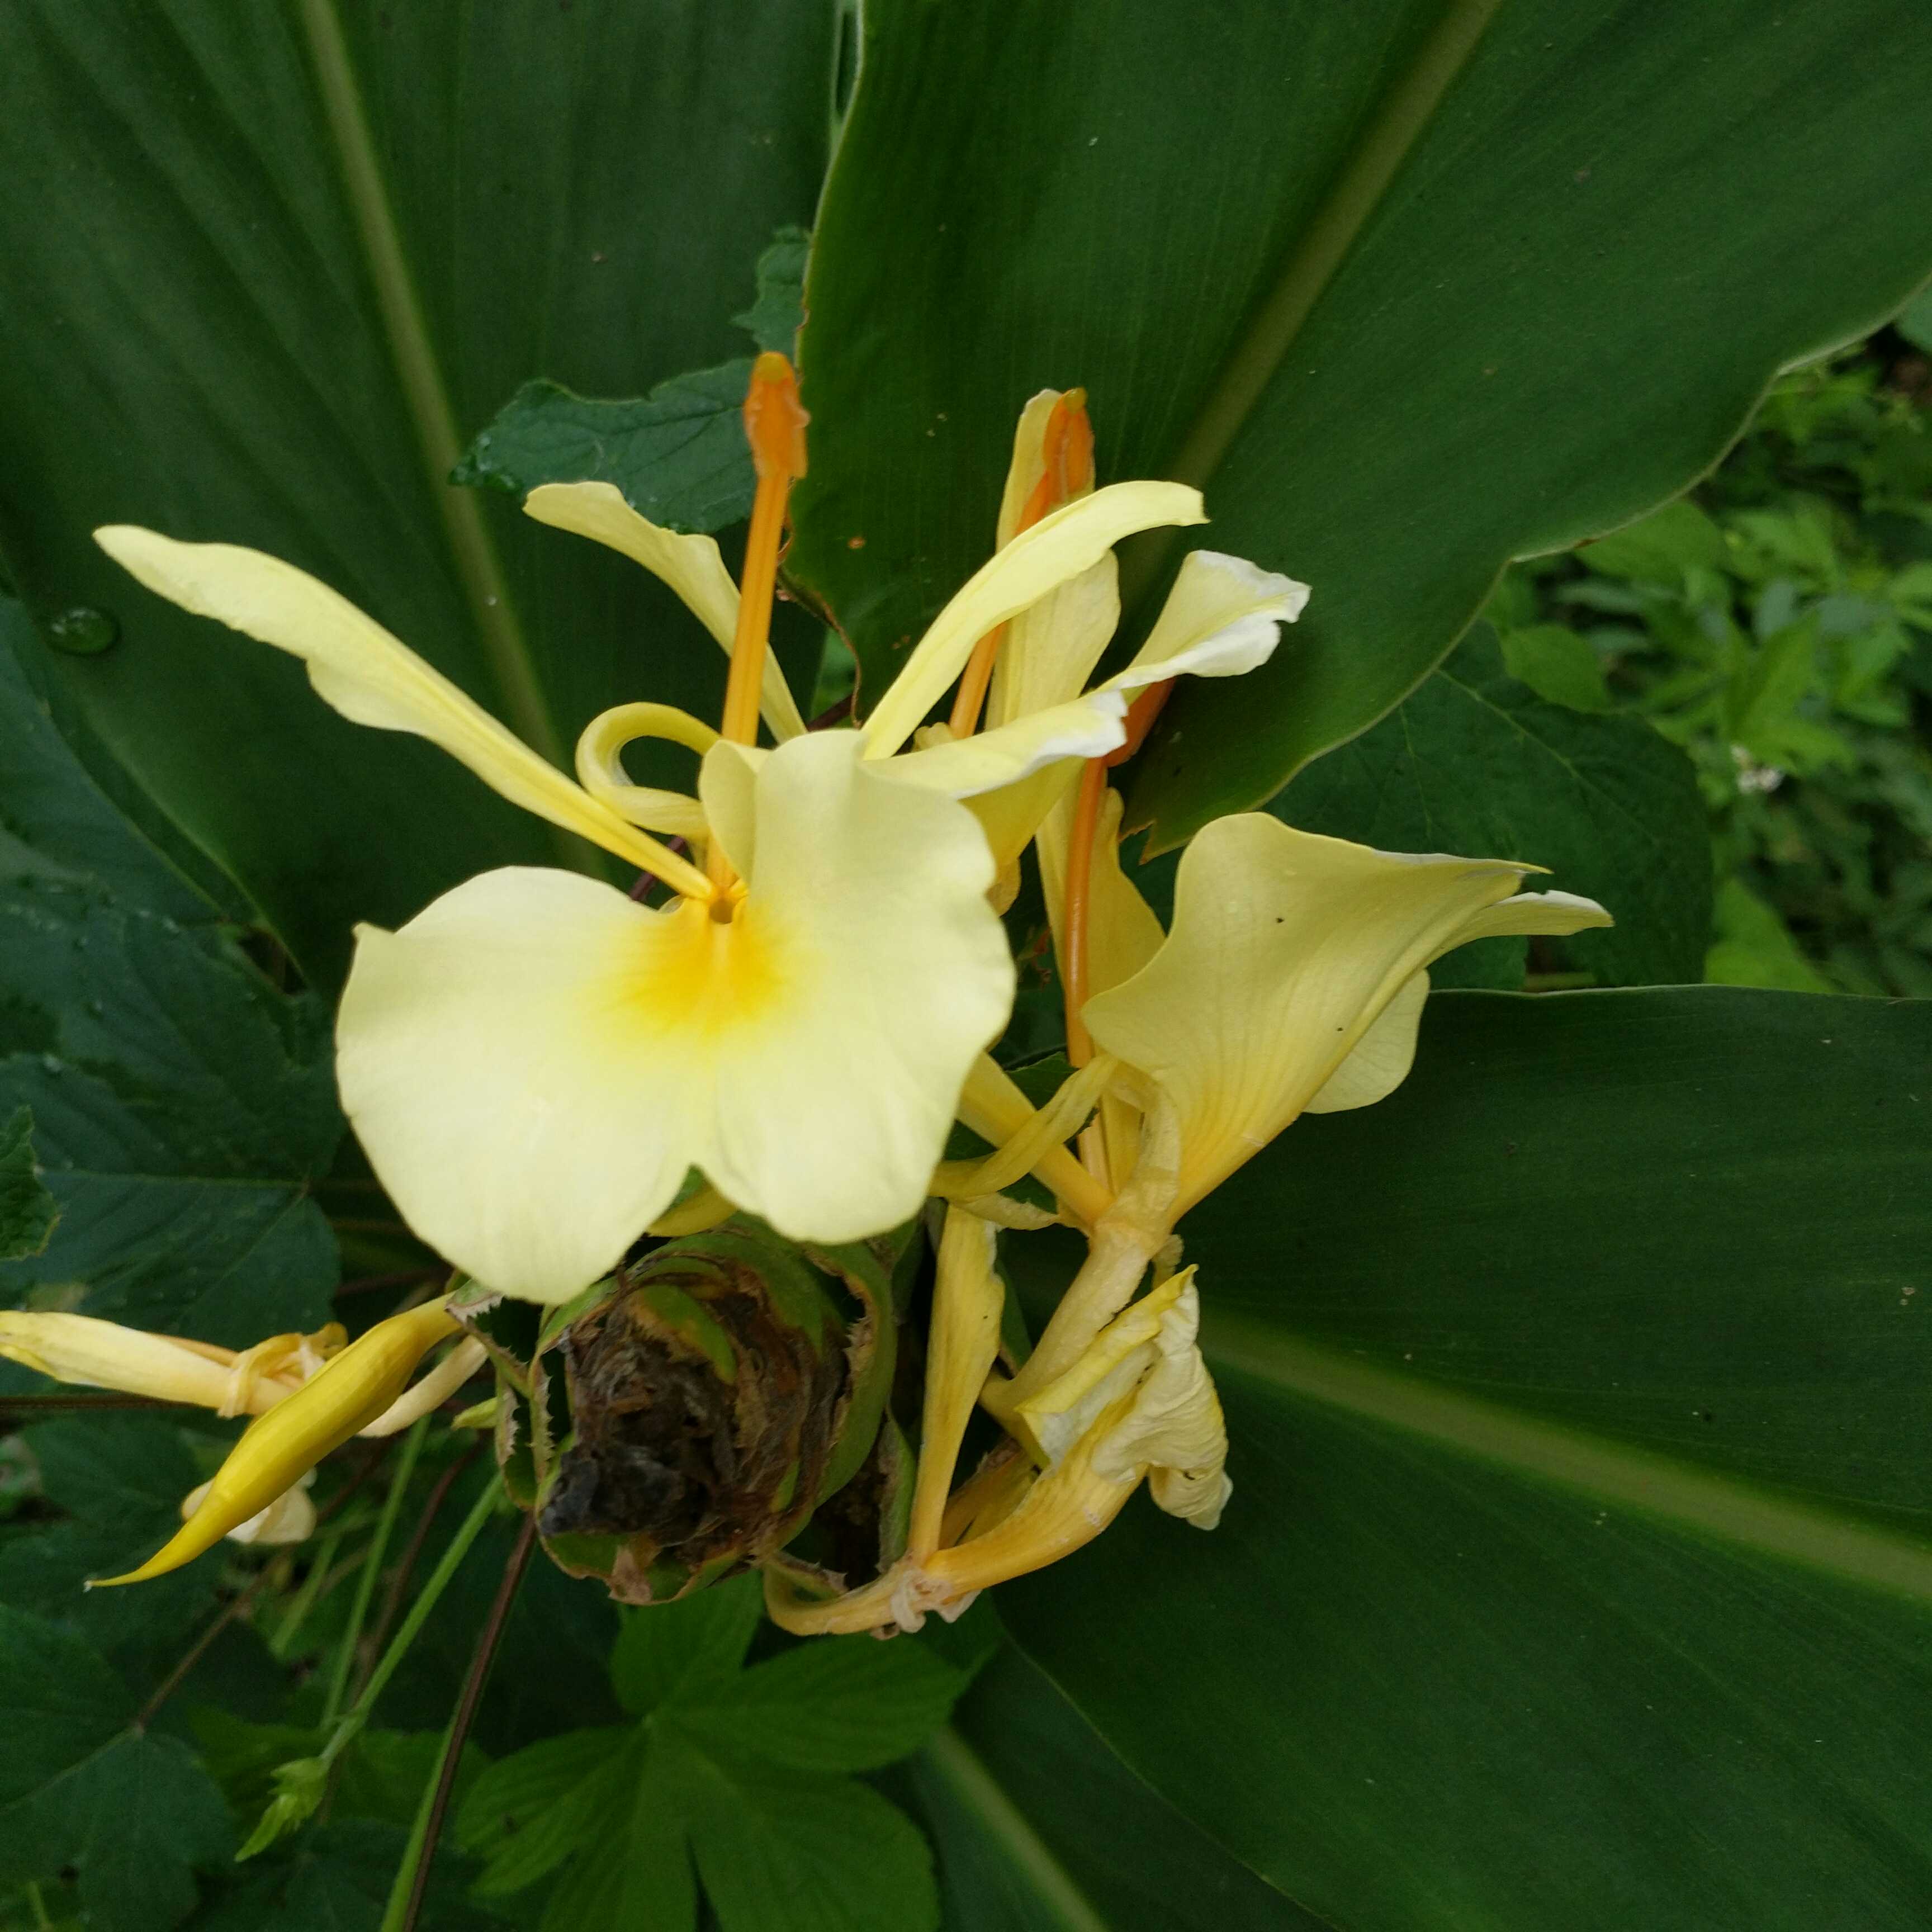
1206;1311;1932;1605
293;0;567;784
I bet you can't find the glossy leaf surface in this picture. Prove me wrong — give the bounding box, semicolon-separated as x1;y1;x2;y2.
788;0;1932;844
1000;988;1932;1929
0;1;836;983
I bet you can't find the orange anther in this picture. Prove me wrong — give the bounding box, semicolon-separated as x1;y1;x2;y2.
744;351;809;483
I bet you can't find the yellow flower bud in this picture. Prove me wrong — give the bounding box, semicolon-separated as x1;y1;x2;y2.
92;1299;458;1587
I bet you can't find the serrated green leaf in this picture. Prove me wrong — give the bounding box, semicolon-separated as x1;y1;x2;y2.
1498;623;1613;713
0;1105;55;1261
0;602;342;1344
0;1416;217;1657
0;1603;231;1931
733;226;812;357
533;1741;695;1932
455;1726;632;1897
609;1572;764;1717
1271;627;1711;986
679;1744;938;1932
451;363;757;532
677;1634;964;1773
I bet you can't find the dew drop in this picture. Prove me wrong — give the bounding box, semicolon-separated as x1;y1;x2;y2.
48;606;119;655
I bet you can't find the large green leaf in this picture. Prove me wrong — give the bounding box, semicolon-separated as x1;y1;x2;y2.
1274;626;1711;987
787;0;1932;844
997;988;1932;1929
0;602;340;1345
0;0;837;985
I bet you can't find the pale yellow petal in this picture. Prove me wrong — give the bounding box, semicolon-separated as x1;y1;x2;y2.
523;481;806;741
574;703;715;839
0;1311;238;1408
1104;549;1308;693
886;692;1127;798
1085;816;1541;1211
184;1470;316;1546
336;869;715;1303
697;739;768;879
986;555;1121;730
1303;969;1429;1115
695;732;1016;1241
92;524;692;882
1090;1277;1230;1530
1439;887;1613;952
861;482;1206;757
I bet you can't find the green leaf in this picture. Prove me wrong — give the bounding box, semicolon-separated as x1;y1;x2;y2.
912;1648;1325;1932
785;0;1932;841
452;226;813;524
0;1105;55;1261
679;1741;939;1932
455;1727;632;1897
1000;988;1932;1930
0;1;838;984
676;1633;965;1773
0;1416;218;1658
1895;282;1932;354
0;1603;231;1932
1579;498;1733;581
0;604;342;1344
450;363;759;531
607;1570;764;1718
181;1820;498;1932
1704;877;1836;993
1272;627;1711;986
1498;622;1613;712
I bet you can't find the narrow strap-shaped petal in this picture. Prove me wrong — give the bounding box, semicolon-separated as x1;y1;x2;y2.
94;525;708;895
860;481;1206;757
524;481;807;741
575;701;716;838
1100;548;1309;693
1436;887;1612;952
886;690;1127;798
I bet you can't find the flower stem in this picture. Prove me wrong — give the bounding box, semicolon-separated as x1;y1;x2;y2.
321;1415;429;1729
381;1510;536;1932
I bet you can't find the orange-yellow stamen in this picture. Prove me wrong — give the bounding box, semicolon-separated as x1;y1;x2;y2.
948;388;1093;738
710;353;808;905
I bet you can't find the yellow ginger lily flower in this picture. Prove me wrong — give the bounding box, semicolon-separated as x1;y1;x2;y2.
0;1300;484;1579
1001;812;1612;1405
96;357;1214;1303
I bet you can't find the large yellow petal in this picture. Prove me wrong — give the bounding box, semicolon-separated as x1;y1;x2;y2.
92;524;697;887
860;481;1206;757
695;732;1016;1241
336;867;716;1303
1102;548;1308;693
523;481;806;742
1085;816;1606;1212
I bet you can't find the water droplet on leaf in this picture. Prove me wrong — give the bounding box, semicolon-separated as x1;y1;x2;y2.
48;607;119;655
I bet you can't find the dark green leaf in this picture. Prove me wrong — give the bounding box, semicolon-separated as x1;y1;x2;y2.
607;1567;764;1719
0;1603;231;1932
0;1;837;983
452;225;813;523
0;1106;55;1261
1273;628;1711;986
676;1633;964;1772
785;0;1932;842
1000;988;1932;1930
680;1741;939;1932
451;363;757;532
0;1416;217;1656
455;1727;631;1898
913;1648;1324;1932
1497;623;1613;713
0;602;340;1343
